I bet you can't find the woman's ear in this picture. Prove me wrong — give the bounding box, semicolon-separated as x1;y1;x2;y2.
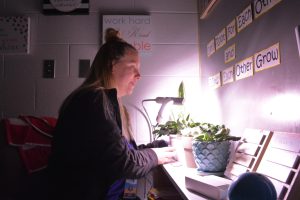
111;60;118;73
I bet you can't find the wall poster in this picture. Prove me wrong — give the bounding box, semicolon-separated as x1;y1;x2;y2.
215;28;226;50
222;66;234;85
208;72;221;89
236;4;253;33
207;38;215;57
43;0;89;15
102;15;152;53
226;19;236;41
0;16;30;54
224;44;236;63
253;0;282;19
254;43;280;72
235;56;254;81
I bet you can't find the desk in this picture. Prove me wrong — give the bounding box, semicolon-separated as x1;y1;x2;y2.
162;163;209;200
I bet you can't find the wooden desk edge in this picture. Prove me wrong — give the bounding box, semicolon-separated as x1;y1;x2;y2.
162;163;210;200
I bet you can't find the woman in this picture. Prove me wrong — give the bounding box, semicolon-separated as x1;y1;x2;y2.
47;28;176;200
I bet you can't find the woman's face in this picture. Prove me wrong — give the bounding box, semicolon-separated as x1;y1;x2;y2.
112;50;141;97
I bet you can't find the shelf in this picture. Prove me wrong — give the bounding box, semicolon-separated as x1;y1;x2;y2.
162;163;209;200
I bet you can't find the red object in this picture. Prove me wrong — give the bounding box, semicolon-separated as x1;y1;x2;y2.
3;115;57;173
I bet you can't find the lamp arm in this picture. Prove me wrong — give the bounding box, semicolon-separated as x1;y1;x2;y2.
142;99;157;142
142;97;184;142
127;103;153;142
156;101;172;124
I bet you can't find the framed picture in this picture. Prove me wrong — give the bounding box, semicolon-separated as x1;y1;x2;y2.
102;15;152;53
0;16;30;54
43;0;89;15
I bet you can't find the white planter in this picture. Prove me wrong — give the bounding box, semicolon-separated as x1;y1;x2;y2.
169;135;196;168
181;136;197;168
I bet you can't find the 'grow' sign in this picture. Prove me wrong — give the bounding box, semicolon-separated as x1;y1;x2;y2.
254;43;280;72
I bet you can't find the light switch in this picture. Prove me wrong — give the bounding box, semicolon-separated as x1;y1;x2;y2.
43;60;55;78
79;59;90;78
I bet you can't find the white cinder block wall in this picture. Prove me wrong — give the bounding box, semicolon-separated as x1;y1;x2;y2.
0;0;201;145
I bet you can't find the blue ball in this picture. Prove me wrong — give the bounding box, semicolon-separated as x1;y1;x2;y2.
228;172;277;200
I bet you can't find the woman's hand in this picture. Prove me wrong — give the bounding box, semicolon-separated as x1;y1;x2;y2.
151;147;177;165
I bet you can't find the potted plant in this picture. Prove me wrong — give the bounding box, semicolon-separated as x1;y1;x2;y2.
153;114;200;167
192;123;240;173
152;113;199;137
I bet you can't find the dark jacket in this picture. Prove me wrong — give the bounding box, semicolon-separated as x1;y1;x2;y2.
47;88;158;200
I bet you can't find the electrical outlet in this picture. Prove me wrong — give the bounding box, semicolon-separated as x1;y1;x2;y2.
79;59;90;78
43;60;55;78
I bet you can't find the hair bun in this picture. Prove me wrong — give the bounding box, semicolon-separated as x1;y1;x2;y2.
104;28;122;42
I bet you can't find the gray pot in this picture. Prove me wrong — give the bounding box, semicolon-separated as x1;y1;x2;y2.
192;140;230;173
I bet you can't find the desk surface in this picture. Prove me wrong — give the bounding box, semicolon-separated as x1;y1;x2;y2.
162;163;209;200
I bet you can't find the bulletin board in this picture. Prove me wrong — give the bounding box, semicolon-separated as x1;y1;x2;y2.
198;0;300;135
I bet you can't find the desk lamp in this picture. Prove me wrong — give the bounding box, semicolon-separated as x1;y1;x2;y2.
142;97;184;141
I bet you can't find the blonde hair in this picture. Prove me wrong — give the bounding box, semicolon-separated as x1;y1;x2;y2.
105;28;122;43
59;28;137;141
119;102;134;141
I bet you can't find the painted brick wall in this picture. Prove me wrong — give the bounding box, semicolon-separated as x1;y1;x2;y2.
0;0;201;144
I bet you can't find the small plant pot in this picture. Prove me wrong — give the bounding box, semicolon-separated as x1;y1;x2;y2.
181;136;197;168
169;135;196;167
169;135;185;165
192;140;230;173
